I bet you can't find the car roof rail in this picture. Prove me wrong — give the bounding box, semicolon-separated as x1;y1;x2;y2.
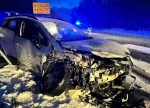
6;12;38;20
16;14;38;20
6;11;19;16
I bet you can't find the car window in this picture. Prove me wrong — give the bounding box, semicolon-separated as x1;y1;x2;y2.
2;19;7;26
41;21;93;42
21;20;49;47
2;19;17;34
57;22;93;42
42;22;58;35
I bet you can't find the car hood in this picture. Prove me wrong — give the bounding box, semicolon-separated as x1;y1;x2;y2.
61;38;130;58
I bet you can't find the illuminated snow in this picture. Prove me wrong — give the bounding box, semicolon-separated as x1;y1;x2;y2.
124;44;150;54
0;33;4;37
0;65;97;107
0;59;149;107
17;91;33;103
133;59;150;73
93;28;150;37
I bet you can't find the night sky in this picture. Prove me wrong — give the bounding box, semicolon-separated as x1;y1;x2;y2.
36;0;81;8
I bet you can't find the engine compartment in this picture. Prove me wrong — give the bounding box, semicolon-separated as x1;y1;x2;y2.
43;48;134;106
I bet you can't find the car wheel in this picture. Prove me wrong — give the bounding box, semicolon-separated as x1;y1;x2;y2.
42;62;71;96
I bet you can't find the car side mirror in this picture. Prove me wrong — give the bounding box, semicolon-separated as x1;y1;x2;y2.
53;33;62;41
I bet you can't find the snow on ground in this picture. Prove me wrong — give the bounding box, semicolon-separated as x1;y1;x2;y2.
124;44;150;54
126;59;150;93
0;59;150;107
133;59;150;74
0;65;97;108
126;59;150;108
95;28;150;37
90;28;150;48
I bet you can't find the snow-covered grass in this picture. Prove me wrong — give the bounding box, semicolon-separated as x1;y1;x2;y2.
0;65;97;108
0;58;150;107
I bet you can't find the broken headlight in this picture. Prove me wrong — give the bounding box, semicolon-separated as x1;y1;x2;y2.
69;53;133;104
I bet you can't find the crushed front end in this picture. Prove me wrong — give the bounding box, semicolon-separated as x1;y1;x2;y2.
64;49;135;107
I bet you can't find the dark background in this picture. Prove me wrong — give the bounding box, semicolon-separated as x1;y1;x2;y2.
1;0;150;30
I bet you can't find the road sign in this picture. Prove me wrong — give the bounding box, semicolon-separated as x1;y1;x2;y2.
33;8;50;14
33;2;50;14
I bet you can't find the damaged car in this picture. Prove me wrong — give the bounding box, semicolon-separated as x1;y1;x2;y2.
0;15;136;106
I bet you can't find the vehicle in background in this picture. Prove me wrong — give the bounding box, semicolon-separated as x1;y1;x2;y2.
75;20;92;33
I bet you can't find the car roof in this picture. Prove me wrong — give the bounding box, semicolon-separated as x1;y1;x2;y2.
4;15;38;22
37;17;71;25
4;15;71;26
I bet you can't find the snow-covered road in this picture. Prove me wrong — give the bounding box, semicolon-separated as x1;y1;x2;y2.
90;31;150;47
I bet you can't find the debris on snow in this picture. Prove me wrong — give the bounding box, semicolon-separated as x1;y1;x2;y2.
0;60;150;108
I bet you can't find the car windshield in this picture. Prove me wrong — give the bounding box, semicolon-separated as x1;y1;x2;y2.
40;21;93;42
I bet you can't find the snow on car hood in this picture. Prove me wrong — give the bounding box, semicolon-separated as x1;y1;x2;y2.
61;38;130;57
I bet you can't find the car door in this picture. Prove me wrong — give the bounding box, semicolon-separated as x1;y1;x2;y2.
0;19;17;59
14;19;53;74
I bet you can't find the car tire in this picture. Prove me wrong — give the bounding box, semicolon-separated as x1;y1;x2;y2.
42;62;71;96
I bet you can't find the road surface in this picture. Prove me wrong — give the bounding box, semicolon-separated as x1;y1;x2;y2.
90;32;150;63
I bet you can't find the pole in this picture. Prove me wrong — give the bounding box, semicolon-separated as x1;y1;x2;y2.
0;50;12;65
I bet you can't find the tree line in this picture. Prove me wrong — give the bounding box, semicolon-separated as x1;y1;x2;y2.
71;0;150;30
0;0;36;13
1;0;150;30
